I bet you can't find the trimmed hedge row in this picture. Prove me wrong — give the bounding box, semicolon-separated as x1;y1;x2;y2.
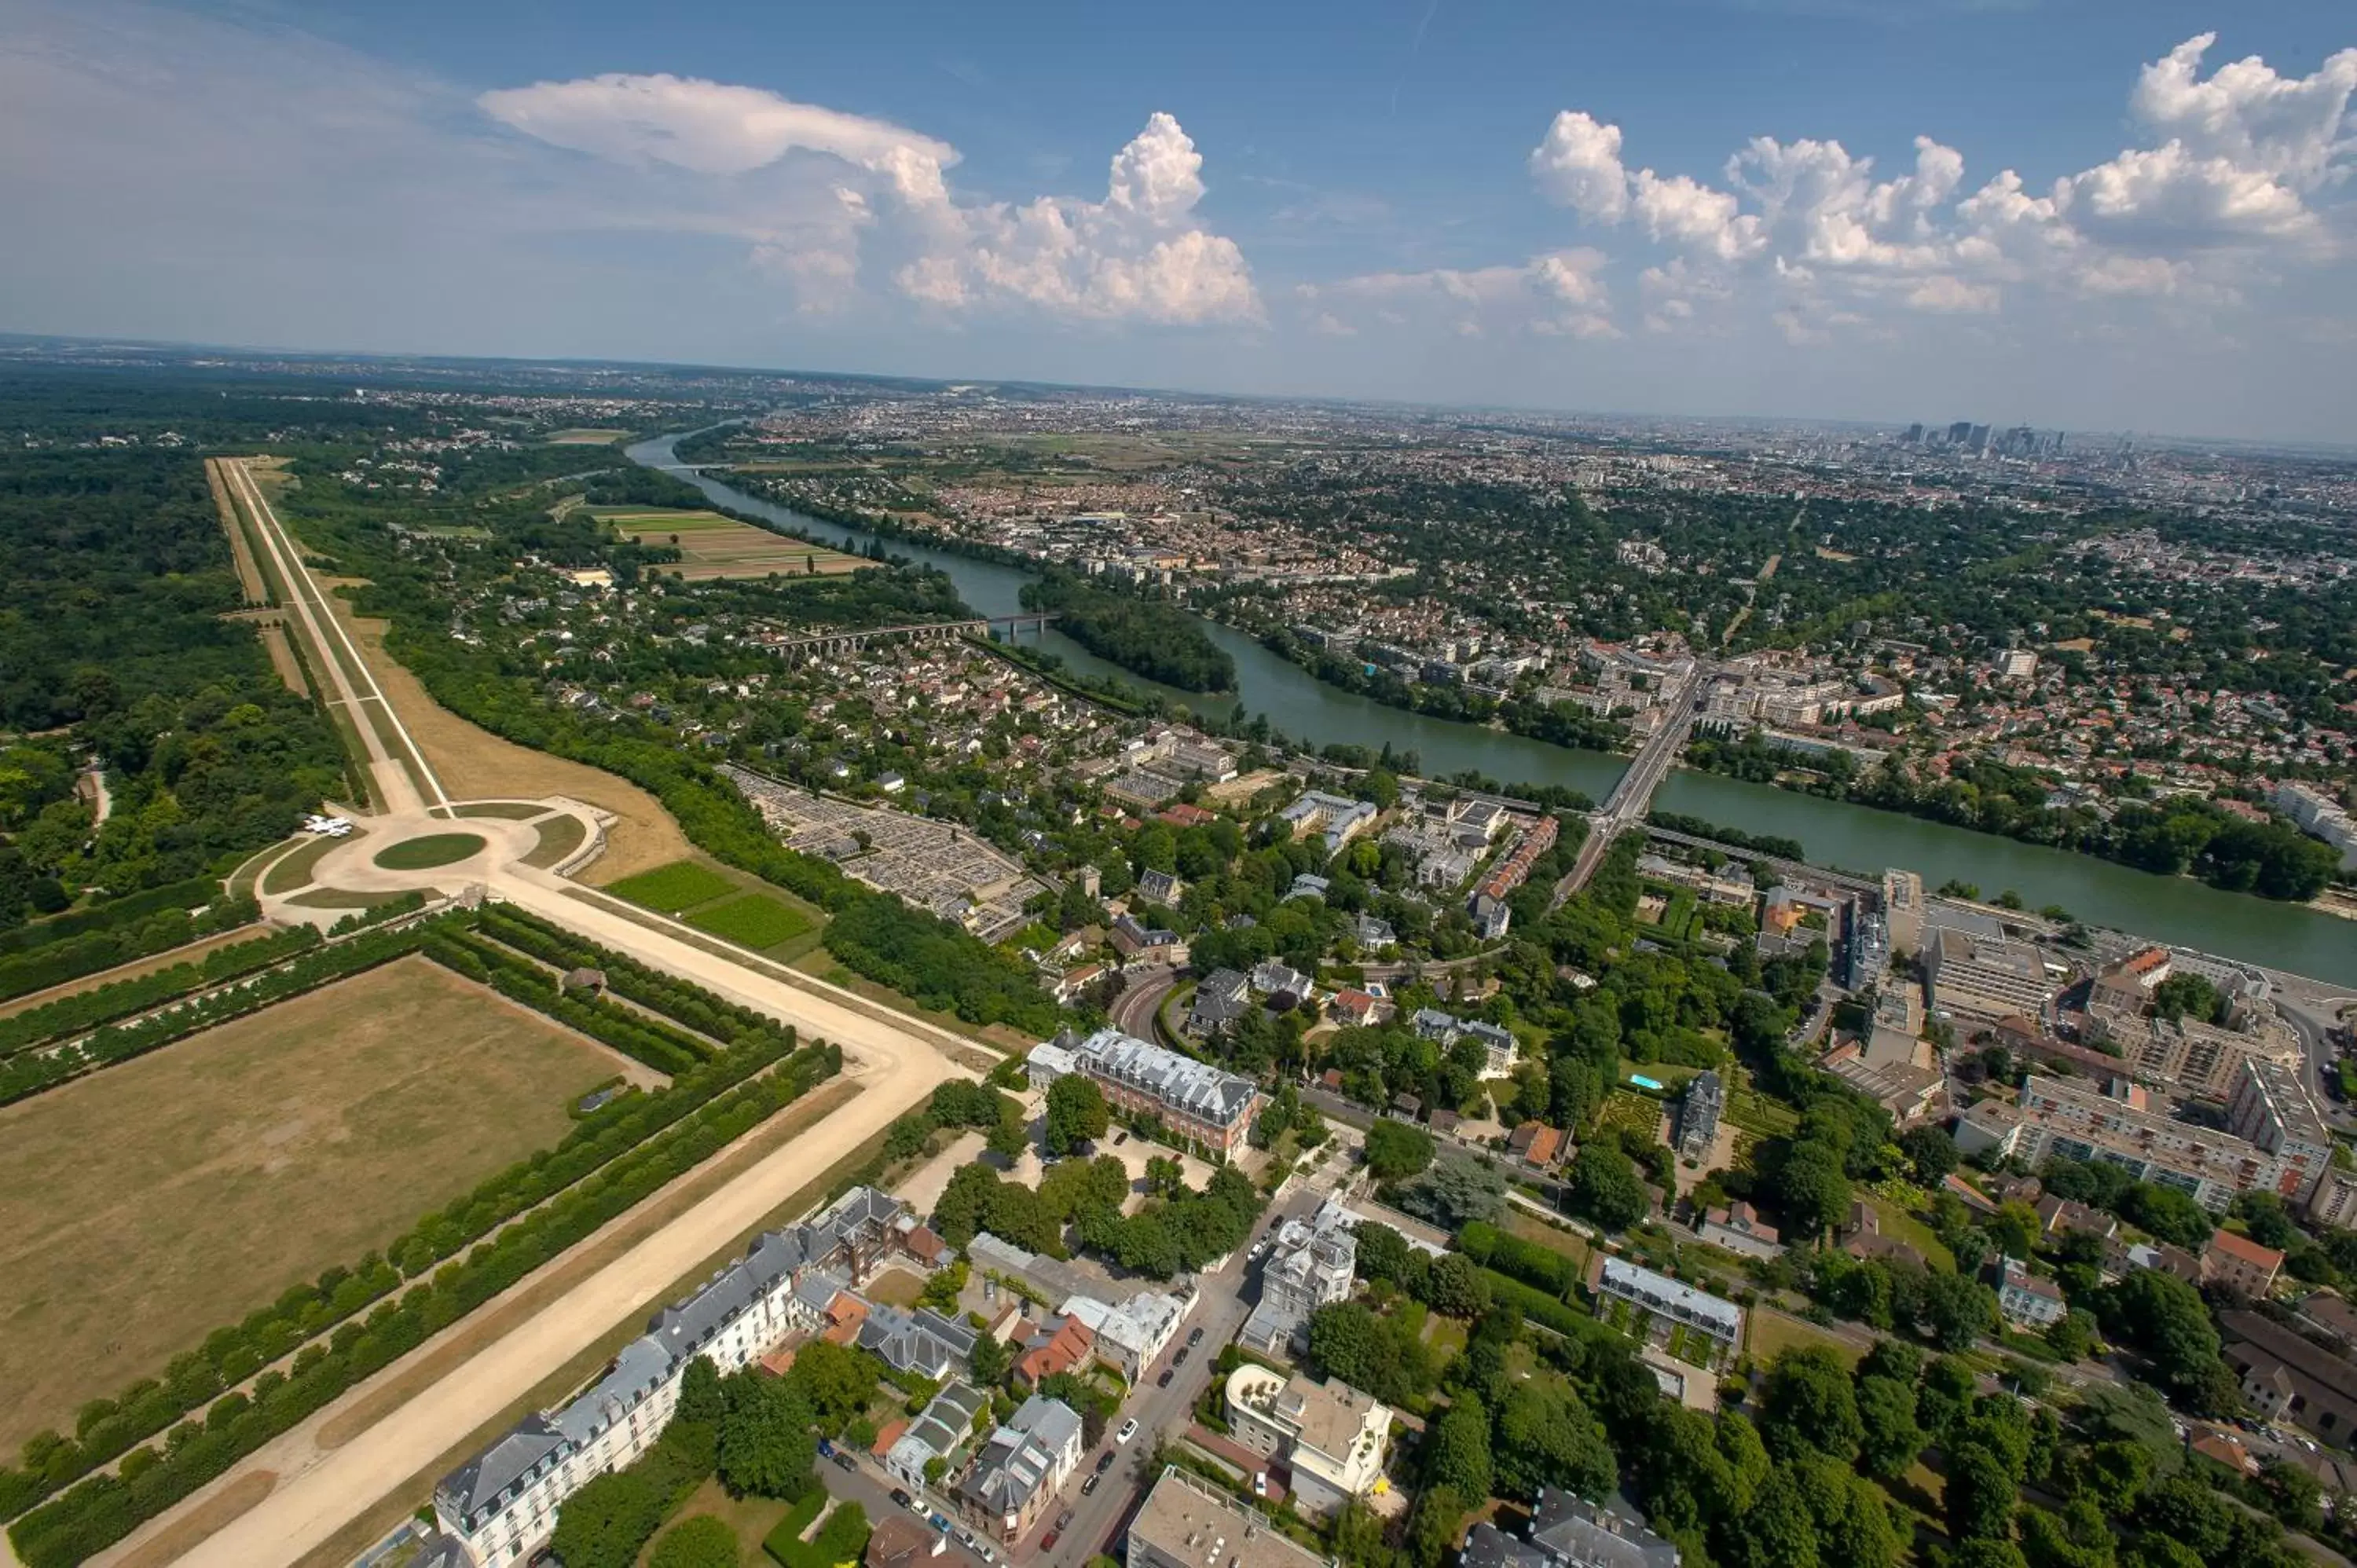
0;913;827;1536
0;925;321;1057
0;918;436;1107
1479;1267;1613;1345
0;892;260;1002
5;1033;841;1566
474;906;778;1043
427;929;717;1075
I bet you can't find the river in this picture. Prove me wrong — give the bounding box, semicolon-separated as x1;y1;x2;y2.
629;433;2357;988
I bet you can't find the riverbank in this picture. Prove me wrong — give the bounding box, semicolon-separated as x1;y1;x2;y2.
628;431;2357;987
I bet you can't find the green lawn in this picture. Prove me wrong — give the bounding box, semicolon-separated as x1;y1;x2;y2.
609;859;739;913
1748;1309;1863;1367
687;892;815;950
371;832;486;870
1864;1193;1956;1271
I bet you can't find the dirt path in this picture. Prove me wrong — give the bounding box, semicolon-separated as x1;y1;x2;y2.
0;925;264;1021
204;458;270;606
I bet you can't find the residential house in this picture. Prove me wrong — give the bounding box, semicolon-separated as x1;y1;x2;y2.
1696;1201;1783;1261
2204;1230;2286;1299
1992;1258;2068;1328
1061;1288;1193;1382
960;1394;1084;1542
1222;1365;1393;1519
1508;1122;1566;1167
1186;969;1252;1039
2222;1310;2357;1441
885;1382;989;1489
1242;1201;1359;1356
1461;1489;1681;1568
1012;1315;1096;1389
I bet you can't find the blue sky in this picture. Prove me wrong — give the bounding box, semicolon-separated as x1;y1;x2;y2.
3;0;2354;439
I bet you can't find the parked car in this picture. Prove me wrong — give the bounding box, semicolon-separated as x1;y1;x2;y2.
1096;1451;1117;1473
1173;1346;1189;1366
931;1514;953;1534
892;1489;914;1510
1187;1327;1204;1346
1116;1418;1140;1445
831;1450;858;1472
907;1495;931;1518
1057;1511;1076;1532
1253;1471;1268;1498
1114;1131;1128;1145
977;1548;997;1565
1083;1473;1102;1496
1041;1532;1061;1552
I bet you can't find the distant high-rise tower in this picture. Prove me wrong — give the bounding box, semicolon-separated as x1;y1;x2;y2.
1948;420;1973;445
1903;423;1924;444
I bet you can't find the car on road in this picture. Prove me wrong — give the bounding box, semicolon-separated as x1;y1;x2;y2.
907;1495;932;1517
931;1513;952;1534
1187;1327;1204;1346
1157;1368;1175;1387
1096;1451;1117;1473
1041;1531;1061;1552
1253;1471;1267;1497
1116;1418;1140;1445
892;1489;913;1510
1082;1473;1102;1496
1058;1511;1075;1532
1114;1131;1128;1145
1173;1346;1189;1366
831;1450;858;1472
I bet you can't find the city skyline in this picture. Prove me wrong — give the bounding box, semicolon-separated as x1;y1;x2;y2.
2;0;2354;440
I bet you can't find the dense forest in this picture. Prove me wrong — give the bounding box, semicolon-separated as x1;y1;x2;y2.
1018;572;1237;692
0;447;351;927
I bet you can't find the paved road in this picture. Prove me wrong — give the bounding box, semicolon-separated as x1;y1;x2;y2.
1110;965;1178;1042
1551;666;1709;906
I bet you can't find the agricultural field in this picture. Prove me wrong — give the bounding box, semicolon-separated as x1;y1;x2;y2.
592;506;867;581
544;428;630;445
686;892;813;951
0;957;622;1450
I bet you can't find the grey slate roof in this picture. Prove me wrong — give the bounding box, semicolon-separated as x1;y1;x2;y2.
968;1394;1082;1516
435;1416;566;1525
859;1303;980;1377
552;1336;672;1445
1071;1026;1258;1129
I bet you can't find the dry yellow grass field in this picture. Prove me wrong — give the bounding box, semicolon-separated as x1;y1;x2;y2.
304;577;695;881
0;957;619;1450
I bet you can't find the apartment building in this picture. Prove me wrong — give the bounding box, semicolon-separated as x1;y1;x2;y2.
1280;791;1379;855
1221;1366;1393;1519
435;1187;928;1566
1953;1064;2328;1212
2086;1006;2306;1101
1992;1258;2068;1328
1882;869;1925;957
1590;1257;1743;1370
1027;1028;1263;1155
1129;1467;1332;1568
2275;781;2357;872
2228;1057;2333;1206
1926;926;2061;1026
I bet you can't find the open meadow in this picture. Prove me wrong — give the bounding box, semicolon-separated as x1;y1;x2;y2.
594;506;867;581
0;957;625;1449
